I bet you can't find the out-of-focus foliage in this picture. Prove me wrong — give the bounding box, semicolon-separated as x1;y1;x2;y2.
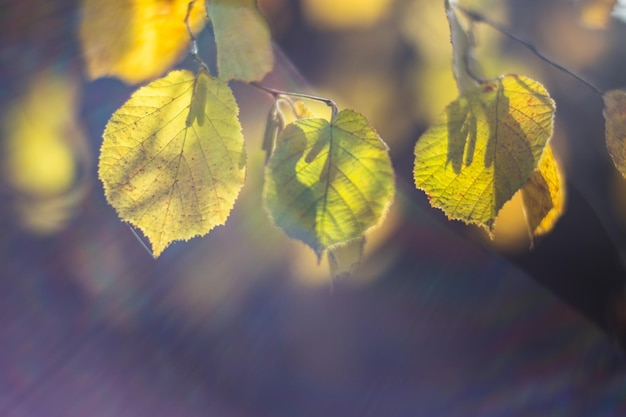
414;75;556;233
577;0;618;28
99;69;245;257
1;70;89;234
536;1;610;69
264;109;395;257
79;0;207;84
207;0;273;81
301;0;394;29
604;90;626;178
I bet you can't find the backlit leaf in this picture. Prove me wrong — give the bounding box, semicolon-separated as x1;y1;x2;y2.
521;145;565;237
414;74;555;232
207;0;273;82
604;89;626;178
99;69;246;257
264;109;395;257
79;0;207;84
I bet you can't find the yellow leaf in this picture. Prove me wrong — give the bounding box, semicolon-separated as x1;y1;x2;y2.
207;0;273;82
414;74;555;232
264;109;395;256
521;145;565;237
604;89;626;178
99;69;246;257
79;0;207;84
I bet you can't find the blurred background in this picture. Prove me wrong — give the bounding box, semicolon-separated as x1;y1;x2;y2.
1;0;626;415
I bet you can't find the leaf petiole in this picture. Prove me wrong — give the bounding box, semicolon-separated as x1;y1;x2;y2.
185;0;208;71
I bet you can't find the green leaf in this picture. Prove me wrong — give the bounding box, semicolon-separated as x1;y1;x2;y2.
264;109;395;257
414;74;555;232
603;89;626;178
520;145;565;237
207;0;273;82
99;69;246;257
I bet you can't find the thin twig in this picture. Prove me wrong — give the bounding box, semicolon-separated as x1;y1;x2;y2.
455;4;603;95
251;82;339;118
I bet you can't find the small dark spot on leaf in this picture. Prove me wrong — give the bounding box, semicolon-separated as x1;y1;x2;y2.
481;82;497;93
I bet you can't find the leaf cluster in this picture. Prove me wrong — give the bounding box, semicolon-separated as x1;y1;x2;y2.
82;0;395;265
81;0;626;273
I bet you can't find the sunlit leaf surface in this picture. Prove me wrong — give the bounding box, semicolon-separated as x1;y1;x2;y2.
264;109;395;256
521;145;565;237
99;69;246;257
79;0;206;84
207;0;273;82
603;89;626;178
414;74;555;232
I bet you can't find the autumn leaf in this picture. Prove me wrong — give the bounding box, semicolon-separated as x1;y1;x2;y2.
414;74;555;232
603;89;626;178
79;0;207;84
207;0;273;82
99;69;246;257
264;109;395;257
521;145;565;237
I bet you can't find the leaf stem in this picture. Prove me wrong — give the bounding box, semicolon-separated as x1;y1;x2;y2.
185;0;209;72
251;82;339;118
455;4;603;96
127;224;156;259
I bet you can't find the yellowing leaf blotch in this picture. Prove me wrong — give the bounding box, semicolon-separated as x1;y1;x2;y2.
264;109;395;256
79;0;207;84
414;74;555;232
99;69;246;257
207;0;273;82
